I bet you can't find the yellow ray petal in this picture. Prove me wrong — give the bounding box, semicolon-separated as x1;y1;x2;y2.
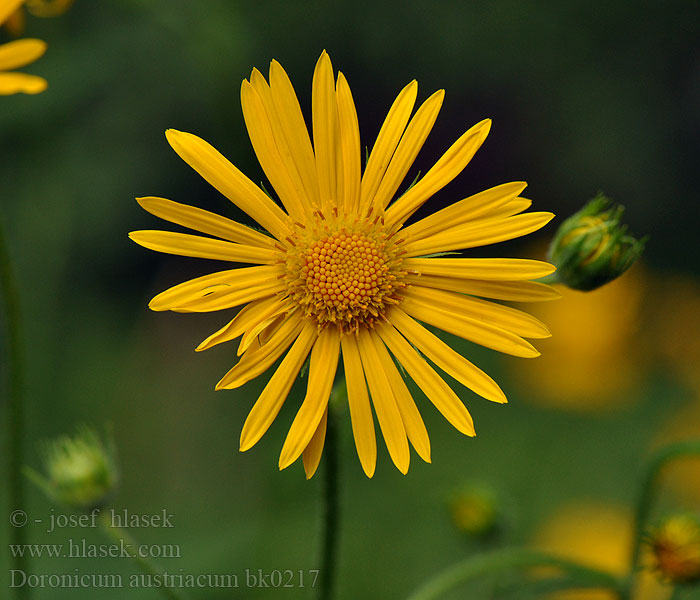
371;331;431;463
269;59;321;209
385;119;491;229
172;280;285;313
215;312;304;390
197;298;291;352
487;197;532;219
257;313;285;346
0;38;46;71
279;326;340;470
148;266;280;312
336;72;361;215
402;181;526;241
340;334;377;478
239;321;317;451
376;320;476;436
356;329;410;474
0;71;47;95
403;274;562;303
376;89;444;211
387;306;506;403
136;197;276;248
241;79;306;220
165;129;290;240
129;230;278;264
404;286;551;339
402;257;555;281
360;80;418;211
0;0;24;27
237;302;293;356
400;295;540;358
302;408;327;479
403;211;555;257
312;51;339;212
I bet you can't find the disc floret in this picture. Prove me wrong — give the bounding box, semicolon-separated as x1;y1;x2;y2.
284;210;405;332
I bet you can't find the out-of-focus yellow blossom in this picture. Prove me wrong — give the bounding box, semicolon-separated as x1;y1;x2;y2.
0;0;47;94
25;0;74;17
650;275;700;392
649;514;700;584
2;2;23;35
652;401;700;506
513;266;646;411
3;0;73;35
531;501;670;600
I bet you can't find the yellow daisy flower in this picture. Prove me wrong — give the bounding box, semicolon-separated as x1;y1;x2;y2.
0;0;47;95
131;52;556;478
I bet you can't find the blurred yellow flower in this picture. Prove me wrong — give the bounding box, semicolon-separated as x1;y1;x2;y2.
531;501;670;600
652;400;700;506
650;274;700;392
131;52;556;478
513;267;646;411
0;0;47;94
649;514;700;584
3;0;73;34
24;0;74;17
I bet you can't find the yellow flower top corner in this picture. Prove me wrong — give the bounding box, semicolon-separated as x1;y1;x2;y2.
0;0;48;95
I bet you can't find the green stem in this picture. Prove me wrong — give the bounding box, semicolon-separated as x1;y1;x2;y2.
406;548;625;600
317;405;340;600
627;439;700;598
98;512;187;600
668;586;683;600
1;223;29;600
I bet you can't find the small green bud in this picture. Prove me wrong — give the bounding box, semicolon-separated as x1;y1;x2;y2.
649;513;700;584
26;427;118;512
547;193;646;291
449;484;500;539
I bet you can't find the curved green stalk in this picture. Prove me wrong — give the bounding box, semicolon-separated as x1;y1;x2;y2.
98;512;187;600
1;223;29;600
627;439;700;598
406;548;624;600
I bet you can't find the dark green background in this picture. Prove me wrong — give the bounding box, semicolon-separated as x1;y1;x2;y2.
2;1;699;598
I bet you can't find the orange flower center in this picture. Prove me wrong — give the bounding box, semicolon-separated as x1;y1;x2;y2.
284;212;405;332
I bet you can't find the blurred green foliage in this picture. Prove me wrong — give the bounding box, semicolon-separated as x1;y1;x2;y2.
1;1;698;598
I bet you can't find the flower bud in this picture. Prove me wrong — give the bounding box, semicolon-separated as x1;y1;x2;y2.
26;427;118;511
547;193;646;291
649;513;700;584
449;484;500;539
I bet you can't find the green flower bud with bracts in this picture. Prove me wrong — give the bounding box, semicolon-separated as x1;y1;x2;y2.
547;193;646;291
25;426;118;511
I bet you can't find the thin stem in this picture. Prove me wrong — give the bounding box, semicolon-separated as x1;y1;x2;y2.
98;512;187;600
668;587;683;600
1;223;29;600
406;548;625;600
627;439;700;598
317;403;340;600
